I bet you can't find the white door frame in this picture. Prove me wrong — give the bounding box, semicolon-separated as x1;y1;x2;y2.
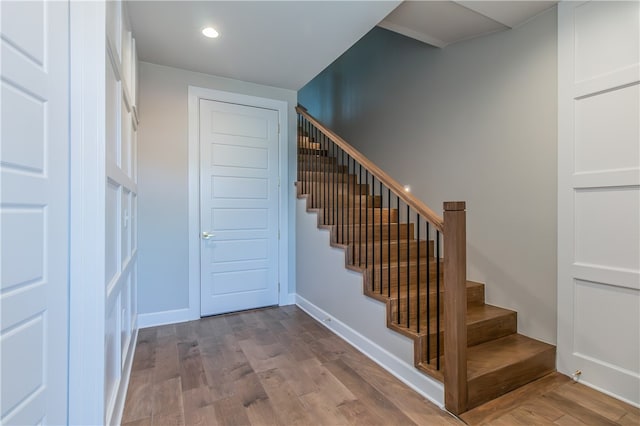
188;86;289;319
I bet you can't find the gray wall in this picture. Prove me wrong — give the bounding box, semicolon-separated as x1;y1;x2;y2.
137;62;297;315
299;9;558;343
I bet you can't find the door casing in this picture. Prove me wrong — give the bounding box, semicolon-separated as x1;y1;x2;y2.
188;86;290;320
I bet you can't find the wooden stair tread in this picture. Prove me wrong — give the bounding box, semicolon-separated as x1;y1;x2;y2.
393;303;515;334
467;304;515;325
467;333;555;380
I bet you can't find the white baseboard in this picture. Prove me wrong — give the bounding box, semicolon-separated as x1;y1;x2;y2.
295;294;445;408
280;292;297;306
107;326;138;426
138;307;197;329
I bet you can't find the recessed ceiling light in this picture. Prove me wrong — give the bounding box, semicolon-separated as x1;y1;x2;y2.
202;27;219;38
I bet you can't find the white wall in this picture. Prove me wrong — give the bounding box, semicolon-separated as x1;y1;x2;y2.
137;62;297;320
299;8;558;344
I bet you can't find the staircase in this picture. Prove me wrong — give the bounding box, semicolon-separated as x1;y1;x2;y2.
296;106;555;415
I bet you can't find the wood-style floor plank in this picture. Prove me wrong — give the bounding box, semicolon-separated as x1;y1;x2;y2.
212;396;251;426
151;376;184;418
463;371;639;426
461;371;570;425
324;358;417;425
256;368;313;425
124;307;638;426
122;418;152;426
177;341;208;391
122;369;153;423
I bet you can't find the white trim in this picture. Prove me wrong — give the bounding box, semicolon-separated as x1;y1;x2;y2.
106;328;138;426
295;294;446;408
138;307;195;329
68;1;107;424
187;86;290;319
283;293;297;306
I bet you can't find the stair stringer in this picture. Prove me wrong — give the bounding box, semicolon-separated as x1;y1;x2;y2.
295;196;445;407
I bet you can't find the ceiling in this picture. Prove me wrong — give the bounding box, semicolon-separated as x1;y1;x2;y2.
127;1;401;91
379;1;558;48
127;1;558;92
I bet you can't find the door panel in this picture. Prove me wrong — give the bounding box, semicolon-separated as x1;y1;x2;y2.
0;1;69;424
200;100;279;316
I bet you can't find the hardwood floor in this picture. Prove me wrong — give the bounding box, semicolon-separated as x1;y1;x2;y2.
122;306;459;426
123;306;639;426
462;373;640;425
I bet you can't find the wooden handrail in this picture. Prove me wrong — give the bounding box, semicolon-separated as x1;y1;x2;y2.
296;105;444;232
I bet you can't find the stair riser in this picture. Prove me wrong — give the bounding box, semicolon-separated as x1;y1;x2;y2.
319;209;399;225
309;194;381;209
298;143;321;151
389;302;516;350
297;173;357;184
352;240;434;262
298;136;319;145
367;279;485;307
298;164;348;172
348;240;430;264
297;150;333;157
333;223;414;244
298;182;366;196
298;156;337;165
368;270;445;293
466;348;556;410
297;147;327;156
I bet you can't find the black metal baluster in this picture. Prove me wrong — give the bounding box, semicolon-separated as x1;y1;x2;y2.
301;116;305;193
359;164;362;266
436;230;441;370
370;175;375;292
365;170;369;271
320;132;324;223
306;118;310;194
352;157;356;264
332;142;336;227
426;222;431;363
324;134;328;225
346;154;350;261
336;144;339;227
407;204;410;329
342;149;345;244
379;180;383;295
387;188;391;298
315;126;319;210
397;196;400;325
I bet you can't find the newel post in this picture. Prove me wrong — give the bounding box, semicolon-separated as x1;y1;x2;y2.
443;201;468;414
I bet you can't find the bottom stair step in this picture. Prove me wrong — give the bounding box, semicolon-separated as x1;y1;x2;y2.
467;333;556;409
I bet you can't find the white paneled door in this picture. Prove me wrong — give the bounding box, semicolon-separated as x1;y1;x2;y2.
1;1;69;424
558;1;640;406
200;100;280;316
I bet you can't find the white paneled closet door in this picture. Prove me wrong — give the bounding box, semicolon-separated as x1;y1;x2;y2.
1;1;70;424
558;1;640;406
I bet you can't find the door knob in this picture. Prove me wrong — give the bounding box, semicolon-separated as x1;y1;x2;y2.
202;231;215;239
